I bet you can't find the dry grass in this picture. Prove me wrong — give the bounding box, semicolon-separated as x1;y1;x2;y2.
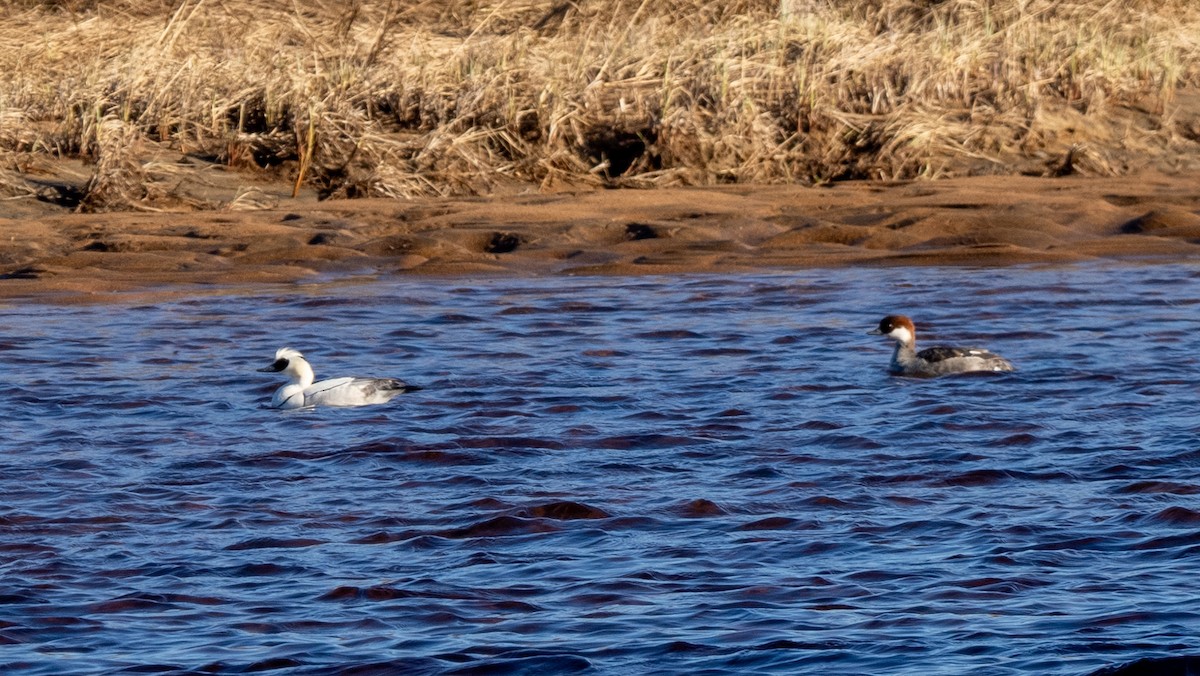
1;0;1199;206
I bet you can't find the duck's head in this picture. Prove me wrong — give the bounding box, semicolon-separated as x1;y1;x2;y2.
868;315;916;345
258;347;308;375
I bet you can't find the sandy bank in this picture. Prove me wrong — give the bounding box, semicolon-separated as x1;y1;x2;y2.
2;171;1200;301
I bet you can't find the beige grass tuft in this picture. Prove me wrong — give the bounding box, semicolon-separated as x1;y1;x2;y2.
76;118;156;212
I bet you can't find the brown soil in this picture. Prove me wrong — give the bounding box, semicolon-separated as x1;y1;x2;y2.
3;165;1200;301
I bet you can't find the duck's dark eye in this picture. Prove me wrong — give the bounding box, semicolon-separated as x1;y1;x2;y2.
271;358;288;371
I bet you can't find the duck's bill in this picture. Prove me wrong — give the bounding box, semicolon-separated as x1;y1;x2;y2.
257;358;287;373
867;329;882;335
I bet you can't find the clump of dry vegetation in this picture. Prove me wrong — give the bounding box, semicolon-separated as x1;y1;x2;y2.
1;0;1199;209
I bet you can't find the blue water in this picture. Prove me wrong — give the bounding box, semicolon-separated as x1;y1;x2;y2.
2;264;1200;675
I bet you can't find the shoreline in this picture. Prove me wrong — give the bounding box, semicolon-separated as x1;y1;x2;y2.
3;171;1200;302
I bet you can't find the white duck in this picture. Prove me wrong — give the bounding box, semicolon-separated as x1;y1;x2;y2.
258;347;419;409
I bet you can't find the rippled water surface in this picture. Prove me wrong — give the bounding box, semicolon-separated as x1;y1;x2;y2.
4;264;1200;675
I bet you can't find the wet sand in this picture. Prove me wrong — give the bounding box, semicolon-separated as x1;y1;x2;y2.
3;171;1200;300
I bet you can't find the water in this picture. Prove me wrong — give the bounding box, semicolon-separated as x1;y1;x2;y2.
2;263;1199;675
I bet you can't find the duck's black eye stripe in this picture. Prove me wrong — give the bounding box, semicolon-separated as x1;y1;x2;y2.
272;358;288;370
